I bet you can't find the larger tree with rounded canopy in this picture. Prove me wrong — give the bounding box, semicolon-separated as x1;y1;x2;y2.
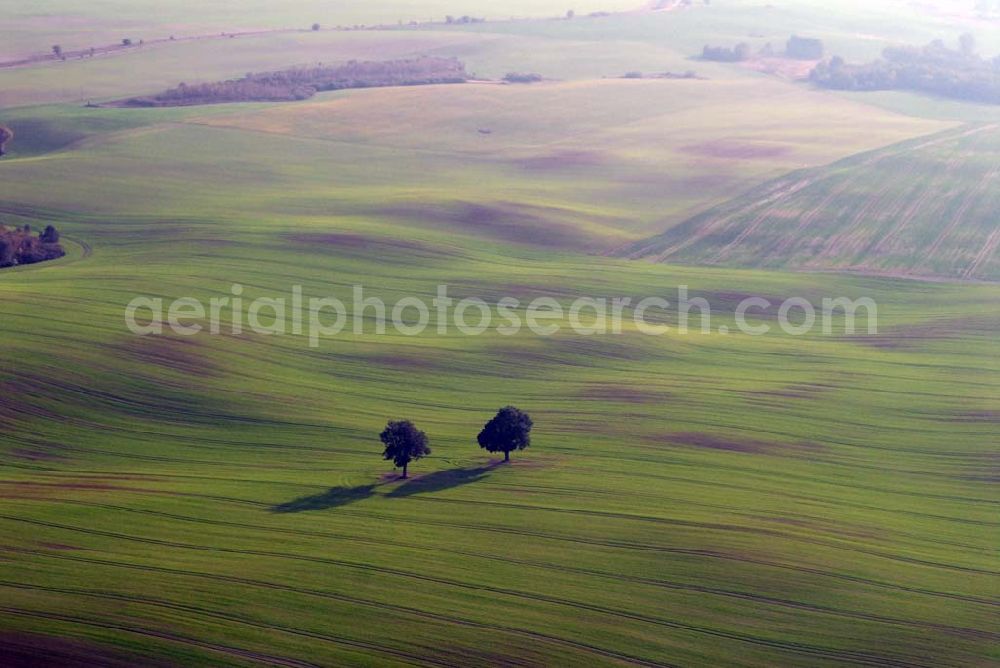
380;420;430;479
478;406;533;462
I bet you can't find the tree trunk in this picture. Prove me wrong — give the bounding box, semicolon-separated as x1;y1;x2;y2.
504;450;510;462
402;463;408;479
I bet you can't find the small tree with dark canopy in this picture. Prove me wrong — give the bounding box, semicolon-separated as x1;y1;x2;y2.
40;225;60;244
380;420;431;479
478;406;533;462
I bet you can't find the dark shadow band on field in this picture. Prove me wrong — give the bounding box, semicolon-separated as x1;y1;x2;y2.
270;484;378;513
386;464;498;498
270;463;501;512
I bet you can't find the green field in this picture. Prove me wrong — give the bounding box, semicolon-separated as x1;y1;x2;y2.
622;123;1000;280
1;2;998;666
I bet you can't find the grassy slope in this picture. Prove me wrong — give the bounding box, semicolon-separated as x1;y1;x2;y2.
0;3;998;665
11;78;939;238
622;123;1000;280
0;101;997;666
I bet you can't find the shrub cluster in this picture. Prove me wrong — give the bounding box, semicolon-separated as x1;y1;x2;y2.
125;57;469;107
503;72;544;83
702;43;751;62
444;15;486;24
702;36;824;63
0;224;65;268
810;37;1000;104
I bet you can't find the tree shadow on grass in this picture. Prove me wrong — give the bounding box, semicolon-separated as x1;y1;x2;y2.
386;464;498;499
270;484;377;513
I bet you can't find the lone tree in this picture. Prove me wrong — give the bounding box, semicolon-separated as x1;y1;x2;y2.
52;45;63;59
478;406;533;462
312;23;321;31
380;420;431;479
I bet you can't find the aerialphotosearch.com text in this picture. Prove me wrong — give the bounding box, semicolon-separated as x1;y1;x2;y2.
125;284;878;347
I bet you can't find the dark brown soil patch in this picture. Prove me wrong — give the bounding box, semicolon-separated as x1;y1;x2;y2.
658;432;826;456
682;140;791;160
0;378;60;423
10;448;68;462
113;335;219;379
36;542;82;551
578;385;670;404
847;315;1000;349
0;480;175;500
950;411;1000;423
517;150;607;171
0;632;171;668
381;202;605;251
669;432;774;453
960;474;1000;483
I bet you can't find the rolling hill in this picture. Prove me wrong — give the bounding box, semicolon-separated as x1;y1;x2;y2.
621;123;1000;281
1;3;999;666
0;89;997;667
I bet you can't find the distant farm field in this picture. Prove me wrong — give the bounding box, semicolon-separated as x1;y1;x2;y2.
623;123;1000;280
192;76;949;235
1;0;642;60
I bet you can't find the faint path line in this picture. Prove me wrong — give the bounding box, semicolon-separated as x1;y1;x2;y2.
926;167;999;259
964;225;1000;280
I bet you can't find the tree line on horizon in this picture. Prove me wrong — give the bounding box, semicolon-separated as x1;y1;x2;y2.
380;406;533;479
810;34;1000;104
702;35;825;63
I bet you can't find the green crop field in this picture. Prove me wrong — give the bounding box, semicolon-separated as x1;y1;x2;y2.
622;123;1000;280
1;2;998;666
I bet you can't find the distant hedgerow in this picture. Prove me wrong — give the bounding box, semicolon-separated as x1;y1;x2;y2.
124;57;469;107
503;72;544;83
